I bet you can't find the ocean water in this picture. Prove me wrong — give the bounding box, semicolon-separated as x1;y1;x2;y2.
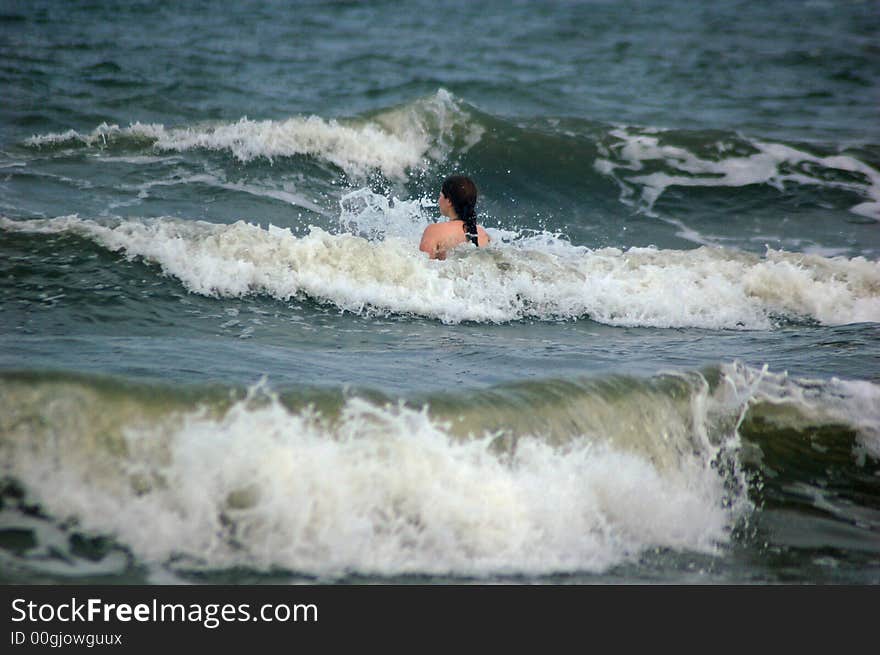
1;0;879;584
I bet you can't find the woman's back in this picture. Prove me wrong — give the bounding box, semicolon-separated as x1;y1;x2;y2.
419;221;490;260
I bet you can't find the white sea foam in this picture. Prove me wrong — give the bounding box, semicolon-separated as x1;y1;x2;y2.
0;380;736;577
3;363;878;576
3;210;878;328
25;123;167;148
722;362;880;461
23;90;481;180
595;127;880;220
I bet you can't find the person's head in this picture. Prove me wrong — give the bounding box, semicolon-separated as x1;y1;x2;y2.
439;175;479;245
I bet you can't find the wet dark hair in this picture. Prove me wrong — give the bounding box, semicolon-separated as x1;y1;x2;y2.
441;175;479;246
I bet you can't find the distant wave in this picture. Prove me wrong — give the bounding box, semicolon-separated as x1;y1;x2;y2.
23;89;482;179
3;211;879;328
21;89;880;224
596;126;880;221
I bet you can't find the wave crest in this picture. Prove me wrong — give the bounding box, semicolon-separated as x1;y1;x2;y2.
3;212;879;328
23;90;481;179
0;368;746;576
2;362;877;576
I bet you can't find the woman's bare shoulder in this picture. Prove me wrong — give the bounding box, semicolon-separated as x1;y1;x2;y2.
419;222;448;258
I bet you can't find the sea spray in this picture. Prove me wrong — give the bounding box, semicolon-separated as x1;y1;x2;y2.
3;363;878;577
0;369;748;576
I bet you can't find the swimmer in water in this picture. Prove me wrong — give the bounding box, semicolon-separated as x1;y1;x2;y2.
419;175;490;260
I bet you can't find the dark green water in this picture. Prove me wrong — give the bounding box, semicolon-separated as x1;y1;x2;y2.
1;0;879;584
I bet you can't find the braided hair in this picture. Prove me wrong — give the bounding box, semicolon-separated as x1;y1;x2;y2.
441;175;479;246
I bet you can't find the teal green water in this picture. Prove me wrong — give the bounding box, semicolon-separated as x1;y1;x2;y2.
1;0;879;584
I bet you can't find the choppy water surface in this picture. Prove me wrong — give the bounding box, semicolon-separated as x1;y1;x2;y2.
1;1;879;584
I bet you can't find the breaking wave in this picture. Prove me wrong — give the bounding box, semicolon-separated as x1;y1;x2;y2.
3;211;878;328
